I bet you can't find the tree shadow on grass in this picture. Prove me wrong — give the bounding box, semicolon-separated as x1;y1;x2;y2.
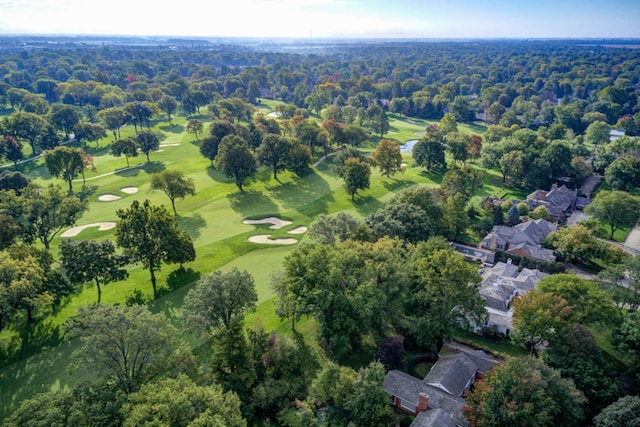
353;194;385;216
267;170;332;213
206;166;228;183
177;213;207;238
227;189;279;218
0;320;63;369
159;124;185;134
381;177;416;193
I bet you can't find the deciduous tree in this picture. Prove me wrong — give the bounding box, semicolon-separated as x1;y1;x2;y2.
44;146;84;194
186;119;203;140
115;199;193;296
59;239;128;303
586;190;640;240
370;139;402;177
343;157;370;200
135;130;160;162
150;169;196;215
110;137;138;167
214;135;257;192
256;134;290;181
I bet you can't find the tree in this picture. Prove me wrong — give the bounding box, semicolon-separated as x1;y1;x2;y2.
110;137;138;167
348;362;394;427
614;310;640;373
65;305;194;394
586;190;640;240
0;250;47;330
408;247;487;350
183;268;258;335
537;274;617;324
59;239;128;303
49;104;80;138
585;121;612;146
506;203;520;225
605;155;640;191
330;146;366;178
256;134;290;181
115;199;193;296
547;224;604;263
370;139;402;177
122;375;246;427
157;95;178;124
464;357;586;427
307;212;362;245
286;142;312;176
593;396;640;427
199;135;220;167
4;111;47;155
512;291;572;355
446;132;470;164
214;135;257;192
443;192;469;240
342;124;368;147
73;122;106;147
44;146;84;194
97;107;127;140
413;130;446;172
21;184;87;250
343;157;370;201
150;169;196;215
136;130;160;162
371;110;389;138
439;112;458;134
530;205;550;220
186;119;203;140
0;135;24;170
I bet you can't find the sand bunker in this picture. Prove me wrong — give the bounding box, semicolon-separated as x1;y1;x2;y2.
98;194;122;201
288;226;308;234
401;163;408;167
61;222;117;238
121;187;139;194
159;143;180;147
248;235;298;245
154;149;164;152
242;217;293;230
267;111;282;118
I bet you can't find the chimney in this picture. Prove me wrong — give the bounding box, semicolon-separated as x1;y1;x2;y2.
417;393;429;412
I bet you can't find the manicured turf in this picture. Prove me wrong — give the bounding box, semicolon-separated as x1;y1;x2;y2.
0;107;495;420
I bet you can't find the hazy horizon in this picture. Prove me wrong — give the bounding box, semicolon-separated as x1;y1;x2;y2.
1;0;639;39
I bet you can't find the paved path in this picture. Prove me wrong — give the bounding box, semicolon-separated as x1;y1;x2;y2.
624;227;640;252
313;152;338;167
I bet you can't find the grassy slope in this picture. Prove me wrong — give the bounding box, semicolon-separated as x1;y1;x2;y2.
0;107;501;420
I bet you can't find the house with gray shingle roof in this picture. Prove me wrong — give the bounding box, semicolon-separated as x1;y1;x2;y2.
480;218;557;262
526;184;577;221
382;344;499;427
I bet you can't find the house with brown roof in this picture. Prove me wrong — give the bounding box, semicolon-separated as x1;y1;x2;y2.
382;344;499;427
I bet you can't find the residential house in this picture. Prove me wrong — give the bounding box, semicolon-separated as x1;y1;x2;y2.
526;184;577;222
480;218;557;262
610;129;625;142
383;344;499;427
478;261;548;335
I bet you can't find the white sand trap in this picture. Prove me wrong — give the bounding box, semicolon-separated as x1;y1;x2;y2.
98;194;122;201
401;163;408;167
248;235;298;245
159;143;180;147
121;187;139;194
267;111;282;118
61;222;117;237
242;217;292;230
154;149;164;152
288;226;308;234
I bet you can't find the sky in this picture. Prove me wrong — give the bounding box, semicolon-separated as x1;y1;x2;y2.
1;0;639;39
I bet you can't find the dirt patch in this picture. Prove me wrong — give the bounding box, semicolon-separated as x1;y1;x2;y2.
288;226;308;234
248;235;298;245
98;194;122;201
61;222;117;237
243;217;293;230
121;187;139;194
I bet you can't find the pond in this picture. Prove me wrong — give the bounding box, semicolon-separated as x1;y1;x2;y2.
400;139;418;153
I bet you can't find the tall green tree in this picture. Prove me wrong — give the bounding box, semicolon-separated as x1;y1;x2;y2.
97;107;127;140
186;119;203;140
73;122;106;148
4;111;47;155
182;268;258;335
370;139;402;177
65;305;194;394
110;137;138;167
343;157;370;201
157;95;178;125
413;129;446;172
214;135;257;192
49;104;80;138
136;130;160;163
59;239;128;303
115;199;193;296
464;357;586;427
199;135;220;167
593;396;640;427
348;362;394;427
0;135;24;170
512;291;573;355
122;375;246;427
44;146;84;194
21;184;87;250
586;190;640;240
256;134;290;181
408;247;487;350
150;169;196;215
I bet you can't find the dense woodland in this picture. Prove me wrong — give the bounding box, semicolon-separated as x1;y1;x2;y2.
1;38;640;426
